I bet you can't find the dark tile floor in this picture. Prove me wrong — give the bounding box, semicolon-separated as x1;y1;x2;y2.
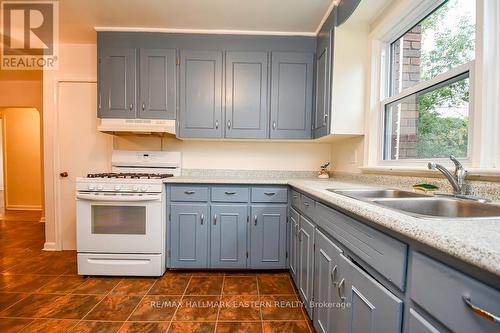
0;220;315;333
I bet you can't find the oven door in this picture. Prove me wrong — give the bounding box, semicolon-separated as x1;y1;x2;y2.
76;192;164;253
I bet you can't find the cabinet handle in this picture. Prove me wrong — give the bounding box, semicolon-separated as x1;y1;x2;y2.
129;103;134;111
227;120;231;129
264;192;276;196
184;191;195;195
295;224;300;236
323;113;328;125
272;121;276;130
98;93;101;110
225;191;236;195
200;214;204;225
254;215;258;226
330;265;338;286
214;214;217;225
463;296;500;324
215;120;219;129
142;102;145;111
303;202;310;207
337;278;346;301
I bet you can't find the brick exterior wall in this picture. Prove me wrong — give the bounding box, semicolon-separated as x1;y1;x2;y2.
389;25;422;159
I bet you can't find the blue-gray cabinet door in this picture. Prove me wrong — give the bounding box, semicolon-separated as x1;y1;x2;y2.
298;215;315;316
289;207;300;284
139;49;176;119
313;27;332;138
178;50;223;138
98;48;137;118
225;52;269;139
210;204;248;269
170;203;209;268
336;253;403;333
250;205;287;269
270;52;313;139
313;229;343;333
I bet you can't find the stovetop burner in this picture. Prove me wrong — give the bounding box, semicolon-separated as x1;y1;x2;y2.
87;172;174;179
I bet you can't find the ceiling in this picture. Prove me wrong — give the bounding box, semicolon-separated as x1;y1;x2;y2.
58;0;336;43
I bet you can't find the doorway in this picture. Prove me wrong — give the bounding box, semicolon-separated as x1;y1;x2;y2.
0;107;44;222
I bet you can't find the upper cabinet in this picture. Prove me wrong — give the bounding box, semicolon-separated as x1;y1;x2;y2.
313;23;333;138
225;52;269;139
98;47;176;120
98;48;137;119
138;49;176;119
270;52;313;139
178;50;223;138
312;1;367;138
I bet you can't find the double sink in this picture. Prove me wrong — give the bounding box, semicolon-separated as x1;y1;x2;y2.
327;189;500;219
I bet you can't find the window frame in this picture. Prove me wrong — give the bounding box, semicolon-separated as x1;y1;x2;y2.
370;0;478;168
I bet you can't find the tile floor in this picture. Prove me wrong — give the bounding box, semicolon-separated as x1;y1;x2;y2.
0;220;315;333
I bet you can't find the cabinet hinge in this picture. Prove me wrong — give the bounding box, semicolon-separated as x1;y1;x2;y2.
313;243;316;251
176;58;180;66
168;213;171;221
286;216;289;223
286;251;288;259
247;215;249;223
246;251;249;258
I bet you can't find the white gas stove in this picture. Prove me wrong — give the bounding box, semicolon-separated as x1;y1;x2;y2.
75;150;181;277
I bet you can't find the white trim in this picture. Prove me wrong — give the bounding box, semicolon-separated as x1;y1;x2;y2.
43;242;57;251
94;26;317;37
314;0;338;35
6;205;43;210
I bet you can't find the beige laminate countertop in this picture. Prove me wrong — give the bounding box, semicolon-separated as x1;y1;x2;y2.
164;176;500;277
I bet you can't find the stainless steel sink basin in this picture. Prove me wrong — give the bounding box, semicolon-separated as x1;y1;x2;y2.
328;189;429;199
372;198;500;219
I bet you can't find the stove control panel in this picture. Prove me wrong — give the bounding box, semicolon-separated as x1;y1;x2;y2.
76;178;164;193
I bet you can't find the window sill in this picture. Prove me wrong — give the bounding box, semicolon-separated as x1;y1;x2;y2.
360;166;500;182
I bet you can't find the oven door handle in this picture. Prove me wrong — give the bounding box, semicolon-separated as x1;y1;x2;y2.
76;193;162;202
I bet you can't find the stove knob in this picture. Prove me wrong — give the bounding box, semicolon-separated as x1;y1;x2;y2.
114;185;122;191
132;186;139;192
88;184;95;190
141;186;148;192
97;185;104;191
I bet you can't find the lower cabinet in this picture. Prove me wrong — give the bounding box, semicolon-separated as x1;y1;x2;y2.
210;204;248;269
337;253;403;333
298;215;315;316
168;185;287;270
289;207;300;284
250;205;287;269
313;229;342;333
170;203;209;268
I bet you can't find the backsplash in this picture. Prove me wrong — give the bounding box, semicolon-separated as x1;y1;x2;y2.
332;172;500;202
182;169;317;178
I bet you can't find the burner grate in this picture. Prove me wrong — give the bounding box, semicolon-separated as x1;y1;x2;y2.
87;172;174;179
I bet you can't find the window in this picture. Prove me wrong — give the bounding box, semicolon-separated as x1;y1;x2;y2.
382;0;475;162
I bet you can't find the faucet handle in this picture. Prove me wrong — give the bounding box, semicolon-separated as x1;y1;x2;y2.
449;155;464;174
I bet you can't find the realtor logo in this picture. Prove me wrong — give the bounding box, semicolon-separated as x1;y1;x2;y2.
1;0;59;70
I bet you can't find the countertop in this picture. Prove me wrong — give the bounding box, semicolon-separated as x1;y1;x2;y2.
164;176;500;277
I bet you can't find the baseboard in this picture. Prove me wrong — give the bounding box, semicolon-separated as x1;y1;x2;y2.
43;242;57;251
6;205;43;211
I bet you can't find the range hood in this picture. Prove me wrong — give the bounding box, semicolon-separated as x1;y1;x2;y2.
98;118;176;135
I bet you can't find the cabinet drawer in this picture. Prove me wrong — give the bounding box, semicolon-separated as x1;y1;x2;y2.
252;187;287;203
300;194;317;219
291;190;300;209
170;186;209;202
211;187;249;202
410;252;500;333
315;202;407;290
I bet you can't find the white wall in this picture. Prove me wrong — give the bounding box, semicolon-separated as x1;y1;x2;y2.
114;136;331;171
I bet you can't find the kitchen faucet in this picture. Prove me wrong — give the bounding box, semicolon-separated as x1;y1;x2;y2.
428;156;467;195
